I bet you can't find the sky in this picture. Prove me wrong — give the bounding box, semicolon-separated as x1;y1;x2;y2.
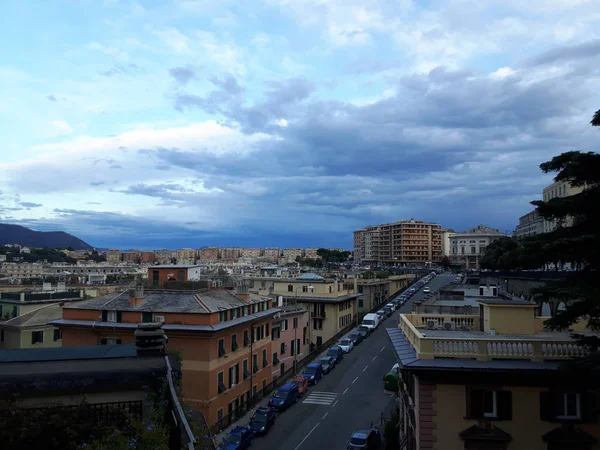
1;0;600;250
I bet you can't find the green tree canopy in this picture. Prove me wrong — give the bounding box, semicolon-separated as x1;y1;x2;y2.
316;248;351;263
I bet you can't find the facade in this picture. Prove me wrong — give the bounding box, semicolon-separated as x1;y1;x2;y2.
177;248;197;264
542;181;585;233
387;299;599;450
355;275;413;314
0;262;43;279
139;251;156;263
354;220;442;266
121;251;141;263
515;209;544;240
220;248;241;261
53;286;278;426
441;228;456;257
148;265;203;287
449;225;507;269
245;273;360;346
106;249;122;264
283;248;302;263
271;306;309;377
198;247;218;261
263;248;281;261
155;249;176;264
304;248;319;259
240;248;261;259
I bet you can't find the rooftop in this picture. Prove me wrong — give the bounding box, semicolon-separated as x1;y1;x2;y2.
64;289;270;313
454;224;506;236
283;293;361;304
296;273;325;281
1;303;62;328
150;264;203;269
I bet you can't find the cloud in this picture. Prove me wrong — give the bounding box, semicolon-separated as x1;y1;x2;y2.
90;181;106;186
19;202;43;208
46;94;58;102
99;62;140;77
525;39;600;66
50;120;73;135
168;65;198;85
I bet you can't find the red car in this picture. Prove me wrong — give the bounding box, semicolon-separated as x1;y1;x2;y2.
292;376;308;397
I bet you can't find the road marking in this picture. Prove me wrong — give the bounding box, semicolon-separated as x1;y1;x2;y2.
343;387;349;395
333;400;338;407
362;365;368;372
352;376;359;384
303;392;338;406
380;346;386;352
293;422;320;450
372;356;378;362
322;412;328;419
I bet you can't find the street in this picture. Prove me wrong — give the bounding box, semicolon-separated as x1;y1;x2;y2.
255;272;452;450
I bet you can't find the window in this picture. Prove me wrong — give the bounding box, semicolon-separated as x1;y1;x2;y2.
219;311;227;322
53;329;62;341
218;338;226;357
467;389;511;420
231;334;239;351
329;286;333;293
281;320;288;331
288;284;293;292
541;392;586;421
243;359;250;379
558;392;580;419
262;379;267;390
272;327;280;340
106;338;121;345
142;312;153;323
217;408;224;422
229;364;239;388
262;349;268;367
252;354;259;373
0;329;3;342
281;342;286;355
471;246;476;254
291;340;296;356
31;330;44;345
218;371;227;394
358;298;364;307
293;317;298;329
265;323;270;336
273;352;279;365
244;330;250;346
302;285;308;292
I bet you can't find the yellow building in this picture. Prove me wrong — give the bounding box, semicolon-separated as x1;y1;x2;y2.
245;273;360;347
542;180;585;233
387;298;600;450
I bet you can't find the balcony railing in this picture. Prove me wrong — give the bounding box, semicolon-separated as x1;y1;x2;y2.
399;314;590;362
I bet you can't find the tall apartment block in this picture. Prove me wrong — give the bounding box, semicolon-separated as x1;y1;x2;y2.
354;219;442;266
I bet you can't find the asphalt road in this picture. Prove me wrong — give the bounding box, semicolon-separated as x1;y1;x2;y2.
255;273;450;450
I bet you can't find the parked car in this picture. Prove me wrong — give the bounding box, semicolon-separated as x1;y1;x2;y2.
338;337;354;353
319;356;336;374
382;306;392;317
361;313;379;331
249;406;276;436
347;428;381;450
302;361;324;385
292;375;309;397
268;383;299;411
423;286;430;293
375;310;385;320
385;302;395;311
348;331;364;345
219;425;254;450
326;346;344;364
356;327;369;339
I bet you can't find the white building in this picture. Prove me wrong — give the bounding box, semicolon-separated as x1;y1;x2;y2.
449;225;507;269
441;228;456;257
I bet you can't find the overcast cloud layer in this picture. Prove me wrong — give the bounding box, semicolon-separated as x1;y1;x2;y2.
1;0;600;249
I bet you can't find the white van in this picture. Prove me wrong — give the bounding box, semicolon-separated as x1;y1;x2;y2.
362;313;379;331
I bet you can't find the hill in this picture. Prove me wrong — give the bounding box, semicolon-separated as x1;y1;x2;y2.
0;224;93;250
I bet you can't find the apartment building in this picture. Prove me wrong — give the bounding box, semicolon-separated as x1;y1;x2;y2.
355;274;413;314
262;248;280;262
148;265;203;288
441;228;456;257
245;273;360;347
106;249;122;264
387;298;599;450
177;248;197;264
449;225;507;269
139;251;156;263
52;286;277;425
515;210;544;240
542;180;585;233
271;306;309;377
354;220;442;266
0;262;44;279
283;248;302;263
304;248;319;259
121;251;141;263
240;248;262;259
220;248;241;261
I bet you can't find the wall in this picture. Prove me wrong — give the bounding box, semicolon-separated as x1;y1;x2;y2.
19;325;63;349
486;305;536;335
434;383;600;450
271;312;309;377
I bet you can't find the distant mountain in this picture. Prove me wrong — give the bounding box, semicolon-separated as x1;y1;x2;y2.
0;224;93;250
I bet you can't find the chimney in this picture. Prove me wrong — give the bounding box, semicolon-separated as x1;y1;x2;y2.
134;323;167;356
129;285;146;307
235;283;250;300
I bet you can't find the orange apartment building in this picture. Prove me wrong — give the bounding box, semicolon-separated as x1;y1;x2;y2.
148;265;203;288
52;286;279;426
199;247;219;261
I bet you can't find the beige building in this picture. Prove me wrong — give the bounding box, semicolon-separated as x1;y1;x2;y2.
245;273;360;347
240;248;261;259
354;220;442;266
283;248;303;263
354;274;414;314
449;225;507;269
198;247;219;262
106;249;122;264
0;263;44;280
542;180;585;233
440;228;456;257
304;248;319;259
155;249;176;264
515;209;544;240
176;248;197;264
263;248;281;261
220;248;240;261
387;297;600;450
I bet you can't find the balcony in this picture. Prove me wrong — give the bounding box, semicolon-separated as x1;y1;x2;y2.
399;314;590;363
310;310;326;319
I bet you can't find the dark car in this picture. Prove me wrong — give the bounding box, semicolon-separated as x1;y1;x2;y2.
302;361;324;385
348;331;363;345
326;346;344;363
355;327;369;339
219;425;254;450
347;428;382;450
249;406;276;436
375;310;385;320
268;383;299;411
382;306;392;317
320;356;335;374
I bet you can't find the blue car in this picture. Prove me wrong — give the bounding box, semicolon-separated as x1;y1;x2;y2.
302;361;324;385
218;425;254;450
268;382;299;411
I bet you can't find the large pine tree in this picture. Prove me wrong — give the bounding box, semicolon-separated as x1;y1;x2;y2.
515;111;600;357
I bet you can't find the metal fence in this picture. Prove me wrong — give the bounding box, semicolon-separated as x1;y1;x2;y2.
209;321;358;435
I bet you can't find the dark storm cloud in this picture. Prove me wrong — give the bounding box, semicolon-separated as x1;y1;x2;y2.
168;65;198;85
19;202;42;208
526;39;600;67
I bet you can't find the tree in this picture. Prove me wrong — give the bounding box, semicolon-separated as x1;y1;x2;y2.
502;110;600;358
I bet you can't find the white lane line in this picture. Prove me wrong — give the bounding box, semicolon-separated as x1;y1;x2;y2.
333;400;339;407
343;387;349;395
352;376;359;384
372;356;378;362
293;422;320;450
380;346;386;352
322;412;328;419
362;365;368;372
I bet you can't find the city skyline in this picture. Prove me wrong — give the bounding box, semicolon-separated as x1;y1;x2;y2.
1;1;600;249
